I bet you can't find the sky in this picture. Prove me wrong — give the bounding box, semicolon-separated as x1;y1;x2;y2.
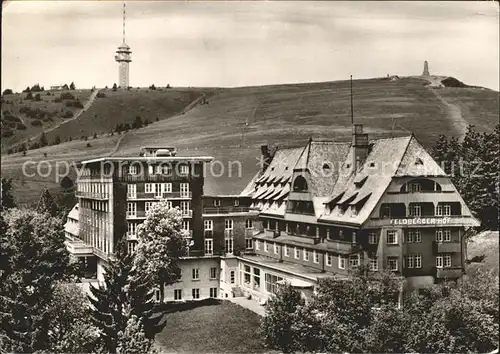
2;1;499;91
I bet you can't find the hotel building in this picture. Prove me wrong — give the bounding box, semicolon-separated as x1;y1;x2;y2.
66;126;479;304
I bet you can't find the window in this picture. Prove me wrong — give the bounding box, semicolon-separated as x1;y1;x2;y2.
349;254;360;268
369;256;378;271
387;257;398;271
214;199;221;207
145;202;154;213
410;183;421;193
127;202;136;217
414;254;422;268
182;221;190;233
264;241;268;252
127;241;137;254
145;183;153;194
369;232;377;244
313;251;319;264
174;289;182;300
148;165;154;175
245;238;253;249
154;183;162;198
127;222;137;236
265;273;284;295
192;288;200;299
166;201;173;209
128;165;137;175
163;183;172;193
210;288;217;298
407;230;421;243
381;205;391;218
205;238;213;255
225;219;233;230
352;231;357;243
436;255;452;268
161;164;171;175
192;268;199;280
273;243;278;255
234;199;240;207
387;230;398;244
325;253;332;266
294;247;300;259
154;289;161;302
180;165;189;175
303;249;309;261
127;184;136;198
181;201;190;216
436;204;451;216
284;245;290;257
180;183;190;198
255;240;260;250
409;205;421;217
225;235;234;254
230;271;235;284
253;268;261;291
338;256;346;270
245;219;253;229
210;267;217;279
436;229;451;242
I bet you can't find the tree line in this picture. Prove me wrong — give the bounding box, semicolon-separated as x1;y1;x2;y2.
0;180;188;353
432;124;499;230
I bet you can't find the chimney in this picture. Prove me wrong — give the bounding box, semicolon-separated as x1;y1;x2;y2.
352;124;369;172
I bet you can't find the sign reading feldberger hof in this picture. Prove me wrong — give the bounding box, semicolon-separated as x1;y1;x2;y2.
390;217;452;225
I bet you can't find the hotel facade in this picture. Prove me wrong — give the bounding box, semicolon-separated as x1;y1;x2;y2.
66;126;479;304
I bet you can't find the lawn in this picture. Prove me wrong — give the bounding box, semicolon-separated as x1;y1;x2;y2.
155;301;267;353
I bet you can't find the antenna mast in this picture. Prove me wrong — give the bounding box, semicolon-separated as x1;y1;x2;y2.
350;75;354;125
122;2;126;43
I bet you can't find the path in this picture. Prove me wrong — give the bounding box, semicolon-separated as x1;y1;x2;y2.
15;89;101;148
228;297;266;316
427;86;468;139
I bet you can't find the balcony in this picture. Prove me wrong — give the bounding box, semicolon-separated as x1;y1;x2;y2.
76;191;109;200
326;239;360;254
435;267;463;279
181;210;193;218
126;211;147;219
65;239;93;256
128;192;155;199
117;174;192;183
433;241;461;254
163;191;192;199
203;207;250;214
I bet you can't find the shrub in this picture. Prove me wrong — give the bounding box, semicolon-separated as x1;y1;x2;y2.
30;142;40;150
16;123;27;130
62;111;74;118
149;84;156;90
60;92;75;100
112;83;118;91
26;92;33;100
96;92;106;98
7;148;13;154
1;129;14;137
53;97;62;103
86;143;91;148
34;93;41;101
31;119;43;126
73;100;83;108
2;89;13;95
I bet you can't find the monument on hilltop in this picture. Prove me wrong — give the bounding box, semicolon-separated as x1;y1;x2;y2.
422;60;430;76
114;3;132;88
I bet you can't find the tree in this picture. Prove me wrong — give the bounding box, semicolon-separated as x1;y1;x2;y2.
39;132;48;147
62;84;69;90
89;241;165;353
60;176;74;191
26;92;33;100
37;189;59;217
116;316;158;354
133;116;143;129
133;202;188;303
70;81;75;90
34;93;41;101
53;135;61;145
1;178;16;211
2;89;13;95
113;83;118;91
260;282;305;353
0;208;75;352
45;282;99;353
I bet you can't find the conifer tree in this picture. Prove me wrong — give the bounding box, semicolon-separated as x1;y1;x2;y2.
116;315;158;354
39;132;48;147
37;189;59;217
1;178;16;211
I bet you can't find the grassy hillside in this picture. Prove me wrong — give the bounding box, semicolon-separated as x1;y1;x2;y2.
1;77;498;203
42;87;213;145
1;89;93;149
467;231;499;276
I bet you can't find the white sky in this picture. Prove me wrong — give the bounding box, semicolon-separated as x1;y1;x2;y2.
2;1;499;91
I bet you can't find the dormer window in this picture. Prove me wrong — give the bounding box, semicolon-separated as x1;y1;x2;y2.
415;158;424;165
354;176;368;189
368;162;376;168
234;199;240;207
292;176;308;192
128;165;137;175
350;205;358;217
409;183;421;193
179;165;189;175
322;163;331;172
